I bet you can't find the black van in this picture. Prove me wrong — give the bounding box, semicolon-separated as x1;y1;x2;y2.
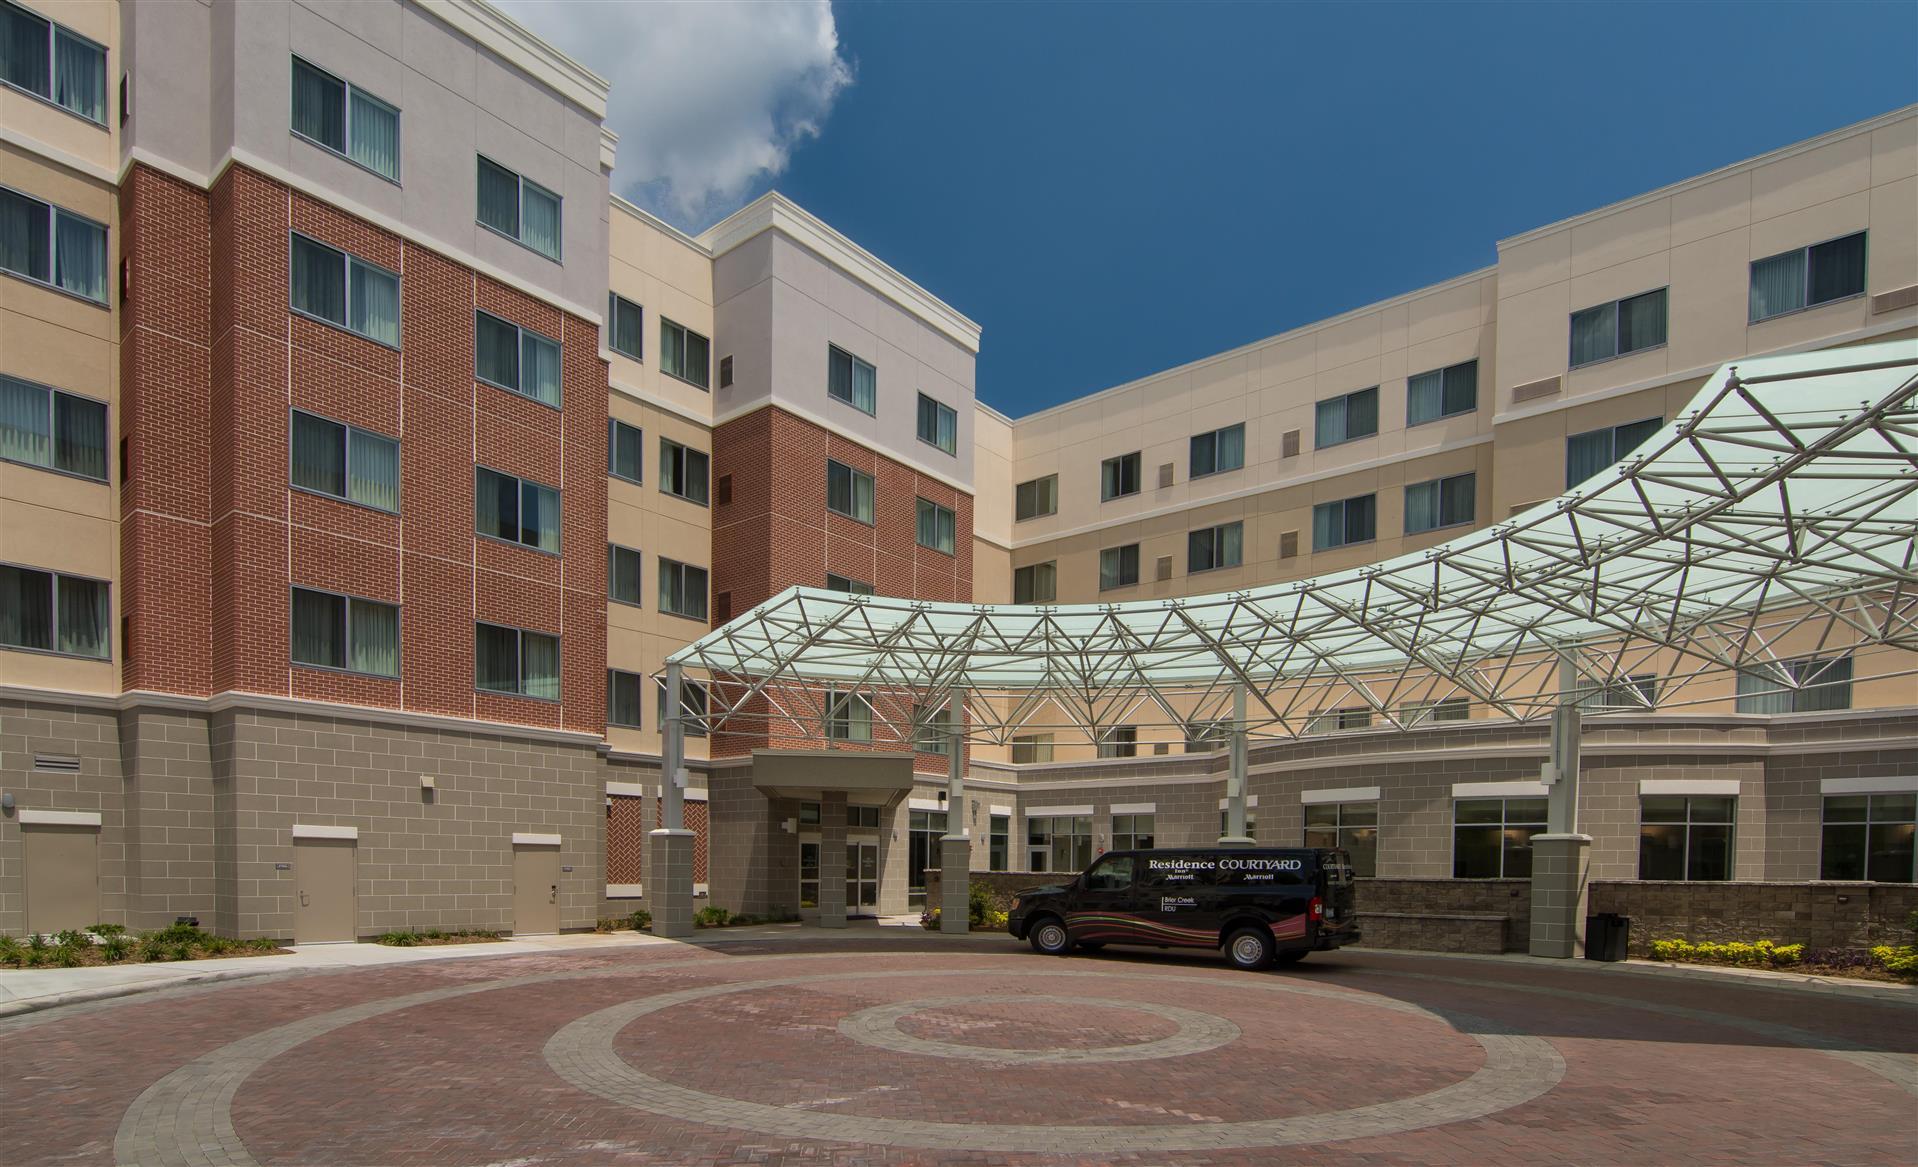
1005;847;1359;970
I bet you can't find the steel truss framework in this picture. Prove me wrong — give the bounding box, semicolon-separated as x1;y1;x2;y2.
667;341;1918;746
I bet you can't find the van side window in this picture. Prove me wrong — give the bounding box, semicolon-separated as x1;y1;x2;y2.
1084;855;1134;891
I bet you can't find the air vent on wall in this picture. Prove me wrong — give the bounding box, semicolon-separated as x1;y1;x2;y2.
1281;430;1300;458
1153;742;1170;756
1279;531;1298;559
1155;555;1173;582
33;754;81;773
1511;376;1561;404
719;354;735;387
715;474;732;506
1158;463;1174;489
1871;285;1918;315
714;592;732;625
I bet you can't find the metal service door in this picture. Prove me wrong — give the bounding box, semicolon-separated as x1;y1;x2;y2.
293;837;357;943
513;843;561;935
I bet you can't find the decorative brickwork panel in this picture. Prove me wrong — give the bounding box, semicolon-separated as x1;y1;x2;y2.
607;794;646;884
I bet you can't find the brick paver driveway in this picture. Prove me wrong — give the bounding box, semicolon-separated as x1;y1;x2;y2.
2;937;1913;1165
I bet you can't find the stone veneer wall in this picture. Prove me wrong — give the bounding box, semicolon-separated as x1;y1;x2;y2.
1590;880;1918;954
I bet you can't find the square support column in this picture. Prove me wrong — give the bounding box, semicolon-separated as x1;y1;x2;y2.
817;791;847;929
1528;833;1592;958
939;835;971;934
648;829;695;938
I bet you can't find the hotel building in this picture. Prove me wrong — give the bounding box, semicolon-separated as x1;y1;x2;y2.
1;0;1913;939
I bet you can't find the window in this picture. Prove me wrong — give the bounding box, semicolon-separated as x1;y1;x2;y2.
475;311;560;407
1404;472;1475;534
1315;387;1378;448
1308;707;1372;733
290;587;398;677
908;808;950;905
289;56;398;180
799;801;821;826
1403;697;1470;725
2;2;106;123
607;669;643;728
917;394;957;455
1578;673;1657;711
1305;801;1377;877
660;318;710;389
1736;654;1853;714
1407;359;1477;426
476;156;559;260
1639;795;1735;881
826;459;874;523
0;375;106;481
1098;544;1140;592
1452;797;1547;878
1219;809;1258;840
1187;521;1243;573
989;814;1009;870
290;233;400;346
827;345;875;413
608;544;642;607
608;419;642;484
607;292;642;359
1820;793;1915;882
915;702;954;755
474;622;558;700
915;498;956;555
1101;452;1141;501
847;804;881;829
825;573;874;596
1750;232;1867;322
1013;561;1056;604
1186;719;1231;751
1015;475;1057;521
656;675;709;737
1112;813;1154;850
0;185;106;303
1566;417;1661;489
291;411;399;512
1010;734;1053;764
825;689;873;742
1027;815;1091;873
1096;727;1137;759
1189;423;1245;478
475;467;559;553
658;558;708;621
0;564;107;658
1313;494;1376;550
1084;854;1135;891
1570;288;1667;367
659;438;709;505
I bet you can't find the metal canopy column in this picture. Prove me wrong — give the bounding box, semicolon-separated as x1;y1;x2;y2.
649;661;695;938
1531;655;1593;957
938;689;971;934
1219;684;1253;846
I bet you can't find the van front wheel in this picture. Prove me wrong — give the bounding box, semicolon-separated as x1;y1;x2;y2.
1226;926;1275;971
1029;917;1072;956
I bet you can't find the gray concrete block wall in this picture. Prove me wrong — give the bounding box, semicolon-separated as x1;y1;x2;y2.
1761;744;1918;882
119;707;219;931
0;700;128;935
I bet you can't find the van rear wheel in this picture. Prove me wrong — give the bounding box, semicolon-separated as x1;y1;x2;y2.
1029;917;1072;956
1226;926;1275;971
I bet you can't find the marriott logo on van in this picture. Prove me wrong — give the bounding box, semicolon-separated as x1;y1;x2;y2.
1146;857;1303;873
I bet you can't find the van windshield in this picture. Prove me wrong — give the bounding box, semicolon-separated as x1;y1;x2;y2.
1084;855;1134;890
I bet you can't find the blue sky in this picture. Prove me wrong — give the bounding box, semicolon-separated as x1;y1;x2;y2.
753;2;1916;416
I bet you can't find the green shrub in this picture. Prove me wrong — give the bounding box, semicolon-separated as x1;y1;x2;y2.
54;943;85;968
628;909;652;931
1650;938;1804;968
247;937;280;952
375;931;418;947
25;933;48;953
1871;945;1918;976
693;906;733;928
0;935;24;968
101;935;134;962
91;923;127;938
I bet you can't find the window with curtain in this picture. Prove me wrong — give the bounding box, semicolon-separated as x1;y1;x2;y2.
289;57;399;181
827;345;877;413
607;292;643;359
825;572;874;595
914;702;954;755
1099;543;1139;590
1736;654;1853;714
1013;561;1056;603
608;418;642;483
1307;707;1372;733
1820;793;1916;882
608;669;644;728
658;557;709;620
1565;416;1662;489
825;689;873;742
1014;475;1057;521
1;375;106;481
1570;288;1668;366
917;393;957;454
915;498;956;555
1578;672;1658;711
1304;801;1377;876
1407;359;1478;426
290;233;399;346
475;156;560;259
1312;494;1376;550
1190;423;1245;478
474;311;559;406
826;459;874;523
3;2;105;124
1100;451;1141;500
655;675;709;737
291;410;398;512
1749;232;1867;321
1097;728;1138;759
1639;795;1735;881
659;438;709;504
1010;734;1054;764
475;622;558;700
1404;697;1471;725
608;544;642;606
1315;387;1378;448
0;564;107;658
1404;472;1475;534
659;318;711;388
475;467;559;553
290;587;398;677
1;185;106;304
1452;797;1547;878
1187;521;1243;572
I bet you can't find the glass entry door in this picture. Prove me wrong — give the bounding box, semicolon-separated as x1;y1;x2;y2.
846;841;879;916
798;839;820;911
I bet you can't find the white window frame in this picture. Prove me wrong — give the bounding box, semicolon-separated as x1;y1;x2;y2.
607;291;643;360
289;55;400;183
2;1;106;125
476;154;560;260
0;183;107;305
0;374;108;482
289;585;400;678
289;408;400;513
657;557;709;622
289;231;400;348
1015;474;1057;521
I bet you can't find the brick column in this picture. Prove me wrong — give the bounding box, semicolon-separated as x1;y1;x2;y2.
1529;833;1592;958
818;792;847;928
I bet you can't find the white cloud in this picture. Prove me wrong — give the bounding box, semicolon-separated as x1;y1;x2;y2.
499;0;852;230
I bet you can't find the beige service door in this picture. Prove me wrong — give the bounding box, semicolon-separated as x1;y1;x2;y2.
24;825;99;934
513;844;560;935
293;837;357;943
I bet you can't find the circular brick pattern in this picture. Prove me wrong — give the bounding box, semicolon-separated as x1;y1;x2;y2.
837;994;1241;1065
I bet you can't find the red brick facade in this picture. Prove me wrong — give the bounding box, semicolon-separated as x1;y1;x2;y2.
118;162;608;734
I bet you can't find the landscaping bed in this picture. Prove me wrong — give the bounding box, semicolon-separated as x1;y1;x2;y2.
1649;926;1918;985
372;928;504;947
0;924;284;968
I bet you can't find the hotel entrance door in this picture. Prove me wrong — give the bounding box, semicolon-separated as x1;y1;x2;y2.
846;841;878;917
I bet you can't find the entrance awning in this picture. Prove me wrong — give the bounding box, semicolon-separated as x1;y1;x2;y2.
748;750;917;801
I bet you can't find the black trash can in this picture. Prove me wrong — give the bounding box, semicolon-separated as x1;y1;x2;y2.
1585;912;1629;962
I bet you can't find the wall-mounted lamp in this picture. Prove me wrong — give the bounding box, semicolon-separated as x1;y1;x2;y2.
0;791;13;814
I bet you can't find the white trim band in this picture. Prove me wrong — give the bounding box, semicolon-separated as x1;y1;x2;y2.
1639;779;1742;796
1109;802;1157;815
1301;785;1381;806
683;788;709;803
990;804;1013;816
1452;781;1550;799
513;832;562;847
1820;775;1918;796
1025;804;1093;817
606;782;648;798
606;883;643;898
908;798;944;811
18;809;102;827
292;824;358;840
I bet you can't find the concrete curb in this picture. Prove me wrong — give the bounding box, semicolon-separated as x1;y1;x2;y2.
0;965;288;1019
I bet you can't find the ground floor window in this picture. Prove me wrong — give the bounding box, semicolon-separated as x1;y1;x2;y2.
798;840;819;908
1112;813;1154;850
1219;809;1257;840
1304;801;1377;876
1453;797;1546;878
908;808;948;905
848;805;881;829
989;814;1009;869
1638;795;1735;880
1821;793;1916;882
1028;815;1091;873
